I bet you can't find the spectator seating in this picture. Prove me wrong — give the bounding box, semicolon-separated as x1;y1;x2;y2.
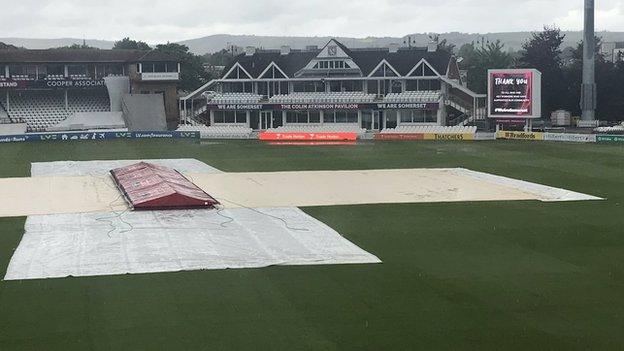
177;124;254;139
10;74;34;81
267;124;366;135
44;74;66;81
0;102;10;122
69;74;89;80
269;92;376;104
383;91;441;103
208;93;262;104
595;123;624;134
4;91;110;132
381;125;477;134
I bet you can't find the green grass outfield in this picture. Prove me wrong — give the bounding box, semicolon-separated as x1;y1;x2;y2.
1;140;623;350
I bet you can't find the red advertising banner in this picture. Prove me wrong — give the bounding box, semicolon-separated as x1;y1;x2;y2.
374;133;425;141
266;141;357;146
259;132;357;141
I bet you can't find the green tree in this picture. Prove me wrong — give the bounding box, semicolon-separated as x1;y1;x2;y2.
56;42;98;50
203;49;236;67
519;26;566;117
459;40;512;93
113;37;151;50
155;42;212;92
562;36;624;121
429;34;455;54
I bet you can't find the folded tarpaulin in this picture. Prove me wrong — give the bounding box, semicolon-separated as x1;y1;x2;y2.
110;162;219;210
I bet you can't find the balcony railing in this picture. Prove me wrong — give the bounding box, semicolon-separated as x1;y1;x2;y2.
140;72;180;81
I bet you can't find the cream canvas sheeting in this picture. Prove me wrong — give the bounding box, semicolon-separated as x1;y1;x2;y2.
0;168;601;218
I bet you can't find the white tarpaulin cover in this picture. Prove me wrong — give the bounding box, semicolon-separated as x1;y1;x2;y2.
4;159;380;281
31;158;221;177
4;208;380;280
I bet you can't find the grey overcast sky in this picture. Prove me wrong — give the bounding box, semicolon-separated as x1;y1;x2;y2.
1;0;623;43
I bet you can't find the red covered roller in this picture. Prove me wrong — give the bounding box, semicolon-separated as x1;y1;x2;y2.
110;162;219;210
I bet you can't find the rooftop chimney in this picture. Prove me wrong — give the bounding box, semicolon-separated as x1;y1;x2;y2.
280;45;291;56
306;45;319;51
245;46;256;56
389;43;400;53
427;42;437;52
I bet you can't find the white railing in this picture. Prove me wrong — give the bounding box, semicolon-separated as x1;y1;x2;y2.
141;72;180;81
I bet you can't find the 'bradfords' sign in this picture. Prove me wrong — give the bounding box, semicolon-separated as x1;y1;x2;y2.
0;79;105;89
496;131;544;140
488;69;542;119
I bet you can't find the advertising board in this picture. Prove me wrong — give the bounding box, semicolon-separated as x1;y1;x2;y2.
259;132;357;141
488;69;542;119
496;131;544;140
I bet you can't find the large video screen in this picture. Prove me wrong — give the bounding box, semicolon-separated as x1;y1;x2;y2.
489;71;533;117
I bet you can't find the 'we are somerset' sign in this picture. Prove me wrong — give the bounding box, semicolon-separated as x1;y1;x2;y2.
488;69;542;119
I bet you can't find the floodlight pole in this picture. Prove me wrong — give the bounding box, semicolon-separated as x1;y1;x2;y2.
580;0;596;121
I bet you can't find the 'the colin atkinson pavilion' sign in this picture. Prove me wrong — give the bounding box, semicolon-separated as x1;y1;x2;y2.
488;69;542;119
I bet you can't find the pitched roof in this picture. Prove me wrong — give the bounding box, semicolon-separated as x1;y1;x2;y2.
0;49;178;64
227;50;319;78
222;40;452;79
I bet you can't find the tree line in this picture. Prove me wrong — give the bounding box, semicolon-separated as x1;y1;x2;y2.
455;27;624;121
5;29;621;121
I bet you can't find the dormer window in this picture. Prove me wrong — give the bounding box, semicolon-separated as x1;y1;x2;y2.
313;60;351;70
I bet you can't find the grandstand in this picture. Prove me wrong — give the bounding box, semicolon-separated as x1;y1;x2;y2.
3;90;109;132
177;124;253;138
208;92;263;104
380;125;477;134
0;100;10;123
0;48;180;133
267;124;366;134
180;39;487;135
269;92;377;104
384;91;441;103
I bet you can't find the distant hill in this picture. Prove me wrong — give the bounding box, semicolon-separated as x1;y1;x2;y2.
178;32;624;54
0;38;115;50
3;31;624;55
